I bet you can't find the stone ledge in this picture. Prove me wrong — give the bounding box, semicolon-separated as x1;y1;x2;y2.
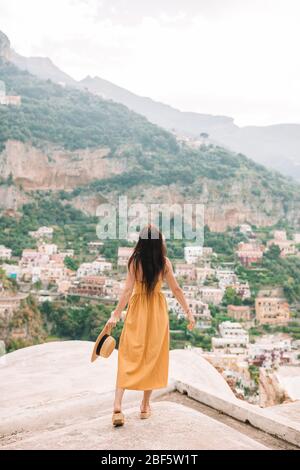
175;380;300;447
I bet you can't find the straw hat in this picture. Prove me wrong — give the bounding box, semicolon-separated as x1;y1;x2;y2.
91;324;116;362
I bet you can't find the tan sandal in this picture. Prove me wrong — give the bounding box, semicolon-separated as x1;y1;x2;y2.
112;411;125;427
140;405;152;419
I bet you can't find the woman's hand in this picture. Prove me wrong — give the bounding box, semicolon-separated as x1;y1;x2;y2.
186;312;196;331
105;312;119;330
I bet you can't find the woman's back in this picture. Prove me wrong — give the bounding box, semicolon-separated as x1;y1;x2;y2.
132;276;163;295
117;258;169;391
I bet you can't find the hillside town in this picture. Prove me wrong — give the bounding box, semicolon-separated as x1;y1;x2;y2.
1;223;300;407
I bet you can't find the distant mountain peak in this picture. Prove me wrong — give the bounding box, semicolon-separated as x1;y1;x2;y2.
10;51;77;86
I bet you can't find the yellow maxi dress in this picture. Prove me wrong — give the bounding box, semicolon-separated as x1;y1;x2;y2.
116;278;169;390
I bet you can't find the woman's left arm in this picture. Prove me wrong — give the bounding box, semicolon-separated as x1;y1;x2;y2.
106;264;135;328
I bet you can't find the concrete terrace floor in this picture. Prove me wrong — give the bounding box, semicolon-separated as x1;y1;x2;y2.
0;341;299;450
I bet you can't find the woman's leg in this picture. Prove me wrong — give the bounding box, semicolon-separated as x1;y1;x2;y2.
114;387;125;412
141;390;152;412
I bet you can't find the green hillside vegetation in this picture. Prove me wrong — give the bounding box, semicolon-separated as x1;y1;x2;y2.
1;58;300;209
236;244;300;304
40;297;116;343
0;59;177;153
0;198;96;256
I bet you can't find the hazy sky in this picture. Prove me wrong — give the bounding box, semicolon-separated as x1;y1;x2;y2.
1;0;300;126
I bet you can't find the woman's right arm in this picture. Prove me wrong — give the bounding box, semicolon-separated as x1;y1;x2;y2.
164;258;195;330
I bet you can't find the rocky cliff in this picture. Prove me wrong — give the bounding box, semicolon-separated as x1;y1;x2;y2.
1;141;300;231
0;140;124;190
0;31;11;61
108;179;293;232
0;294;46;351
259;369;291;407
0;184;30;212
1;143;295;231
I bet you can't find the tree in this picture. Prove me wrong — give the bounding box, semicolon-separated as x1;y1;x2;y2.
222;287;242;306
248;365;260;385
64;256;79;271
265;244;280;260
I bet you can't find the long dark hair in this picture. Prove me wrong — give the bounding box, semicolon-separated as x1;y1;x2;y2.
128;224;166;294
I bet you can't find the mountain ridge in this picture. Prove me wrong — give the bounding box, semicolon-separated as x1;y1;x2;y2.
78;76;300;179
2;29;299;180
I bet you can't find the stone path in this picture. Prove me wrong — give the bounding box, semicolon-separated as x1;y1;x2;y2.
1;402;268;450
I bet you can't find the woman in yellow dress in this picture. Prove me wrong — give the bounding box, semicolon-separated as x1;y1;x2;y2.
106;225;195;426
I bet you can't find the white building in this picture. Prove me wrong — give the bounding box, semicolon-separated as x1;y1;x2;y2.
40;263;67;284
248;335;292;368
212;321;249;355
95;257;113;272
117;247;133;267
0;245;12;260
196;266;215;283
294;233;300;244
216;269;237;289
239;224;252;235
0;81;21;106
20;249;49;268
166;289;211;328
77;262;98;278
21;266;42;284
163;288;183;314
38;243;58;256
77;259;112;278
175;263;197;280
199;286;223;305
88;241;104;253
59;250;75;259
184;246;203;264
181;299;211;325
273;230;287;241
30;226;54;240
103;278;125;300
57;279;72;294
182;284;199;297
229;282;251;300
219;321;248;339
